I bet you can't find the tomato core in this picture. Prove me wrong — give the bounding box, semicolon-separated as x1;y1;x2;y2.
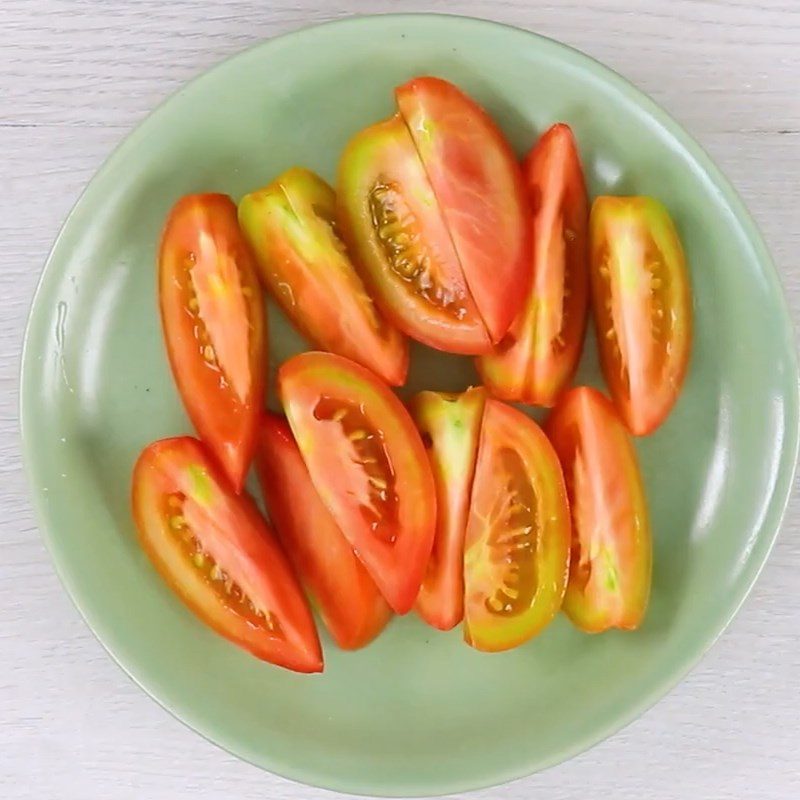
368;180;468;320
312;396;399;543
482;448;538;617
163;490;283;635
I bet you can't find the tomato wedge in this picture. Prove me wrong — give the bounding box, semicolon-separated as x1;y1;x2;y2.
463;399;570;651
132;437;322;672
478;123;589;406
409;387;485;630
238;168;408;386
256;413;392;649
395;76;531;342
159;194;265;491
278;352;436;614
546;387;652;631
589;196;692;435
338;115;493;355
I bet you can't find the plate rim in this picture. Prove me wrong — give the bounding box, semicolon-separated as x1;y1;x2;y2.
19;12;800;797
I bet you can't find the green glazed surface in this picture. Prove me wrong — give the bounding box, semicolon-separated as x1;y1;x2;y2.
20;14;799;797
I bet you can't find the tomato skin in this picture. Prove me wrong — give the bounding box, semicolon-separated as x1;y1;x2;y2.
132;437;322;672
545;387;652;631
409;388;485;630
278;352;436;614
238;168;408;386
337;115;493;355
463;399;571;651
158;194;266;492
589;196;692;435
256;414;392;649
478;123;589;406
395;76;531;343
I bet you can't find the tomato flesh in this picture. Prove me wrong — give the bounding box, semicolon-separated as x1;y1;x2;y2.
338;115;493;354
238;168;408;386
278;352;436;614
158;194;265;491
590;196;692;435
478;123;589;406
409;387;485;630
256;414;392;649
132;437;322;671
545;387;652;631
463;399;570;651
395;77;531;342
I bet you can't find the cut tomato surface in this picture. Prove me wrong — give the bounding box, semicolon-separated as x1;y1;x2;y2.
256;413;392;649
589;196;692;435
409;387;485;630
238;168;408;386
479;123;589;406
463;399;571;651
546;387;652;631
132;437;322;672
338;115;493;355
278;352;436;614
158;194;265;491
395;76;531;342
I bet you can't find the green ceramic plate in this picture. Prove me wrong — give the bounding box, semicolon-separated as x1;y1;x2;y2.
21;14;799;797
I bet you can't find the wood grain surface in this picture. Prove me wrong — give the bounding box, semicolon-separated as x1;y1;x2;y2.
1;2;798;798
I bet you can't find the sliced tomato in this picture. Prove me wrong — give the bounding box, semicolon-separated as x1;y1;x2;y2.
589;196;692;435
159;194;265;491
256;413;392;649
409;387;485;630
395;76;531;342
238;168;408;386
545;387;652;631
337;115;493;355
131;437;322;672
478;123;589;406
463;400;570;651
278;352;436;614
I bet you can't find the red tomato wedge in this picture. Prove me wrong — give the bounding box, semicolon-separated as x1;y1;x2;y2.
409;387;485;630
278;352;436;614
546;387;652;631
478;123;589;406
132;437;322;672
338;115;493;355
256;414;392;649
464;399;570;651
159;194;266;491
238;168;408;386
395;76;531;342
590;196;692;435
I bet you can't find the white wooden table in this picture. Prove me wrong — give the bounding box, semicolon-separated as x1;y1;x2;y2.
2;2;798;798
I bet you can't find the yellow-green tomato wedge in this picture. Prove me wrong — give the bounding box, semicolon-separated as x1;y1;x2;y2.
238;167;408;386
463;399;571;651
409;387;486;630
